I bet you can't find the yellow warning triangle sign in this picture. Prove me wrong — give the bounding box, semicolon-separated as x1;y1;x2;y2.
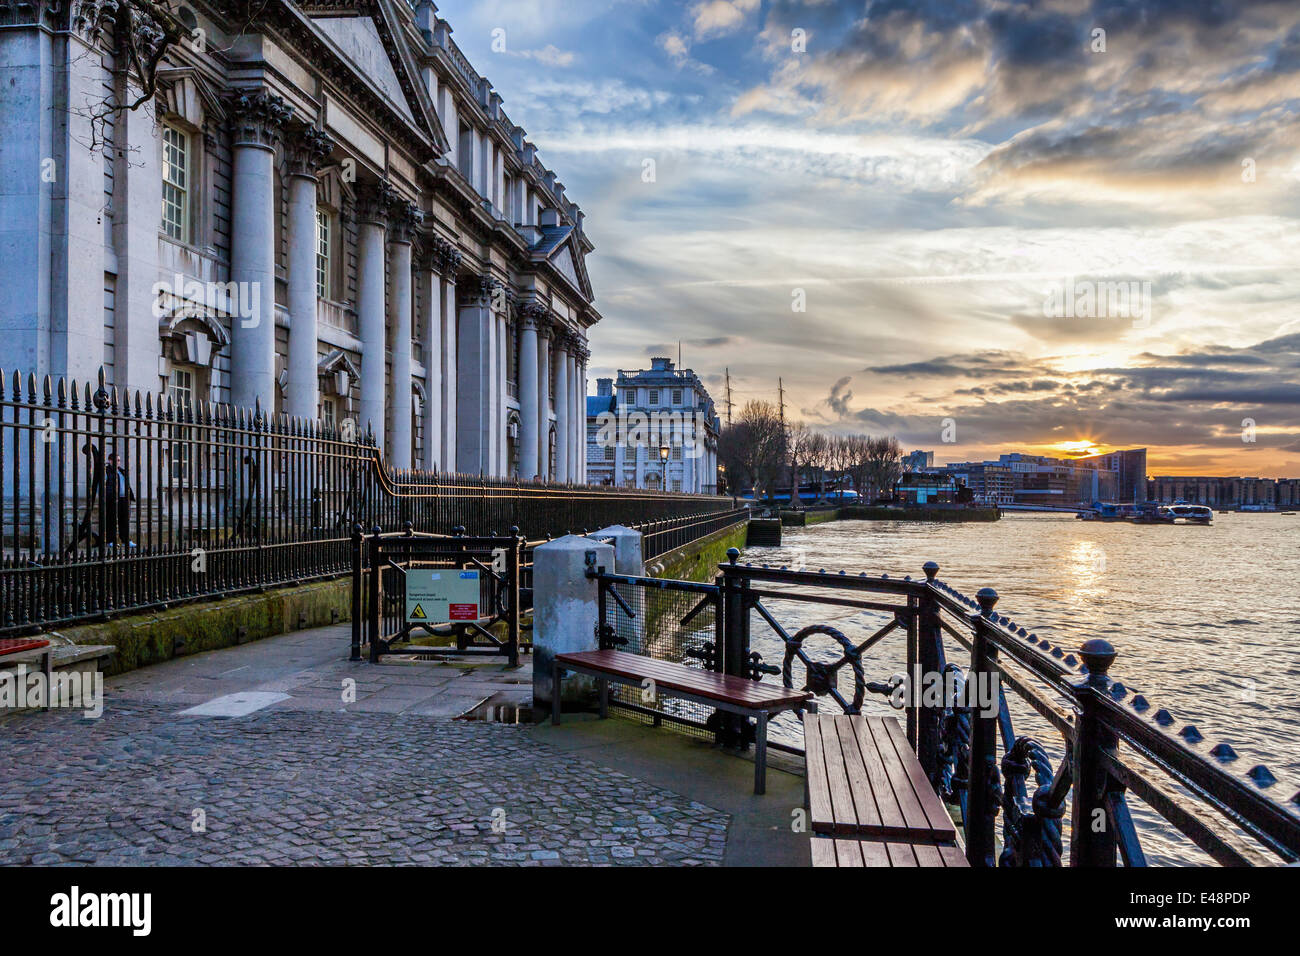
410;603;426;620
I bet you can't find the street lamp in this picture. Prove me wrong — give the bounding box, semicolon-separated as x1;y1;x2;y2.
659;444;669;490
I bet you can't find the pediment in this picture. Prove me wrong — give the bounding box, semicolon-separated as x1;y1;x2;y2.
302;0;449;155
540;233;594;303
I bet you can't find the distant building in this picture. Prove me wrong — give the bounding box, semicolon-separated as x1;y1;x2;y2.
1077;449;1148;503
585;359;720;491
902;450;936;472
895;472;956;505
1148;475;1293;509
940;449;1150;507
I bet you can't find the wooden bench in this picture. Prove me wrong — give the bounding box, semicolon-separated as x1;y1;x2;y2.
552;649;812;795
810;837;968;868
804;713;966;867
0;637;53;711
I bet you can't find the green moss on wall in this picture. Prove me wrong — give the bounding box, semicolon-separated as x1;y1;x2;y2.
55;579;352;676
647;522;748;583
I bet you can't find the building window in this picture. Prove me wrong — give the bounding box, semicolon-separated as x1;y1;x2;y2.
161;125;190;242
648;389;659;405
672;389;682;405
320;397;336;429
672;445;682;461
604;445;614;461
622;389;634;405
315;210;331;300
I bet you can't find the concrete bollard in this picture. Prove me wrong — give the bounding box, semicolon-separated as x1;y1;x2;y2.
591;525;643;648
532;534;615;712
590;524;644;577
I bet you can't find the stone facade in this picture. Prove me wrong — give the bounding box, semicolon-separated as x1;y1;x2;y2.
0;0;596;479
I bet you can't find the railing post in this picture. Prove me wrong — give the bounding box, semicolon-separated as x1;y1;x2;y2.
965;586;1001;867
720;547;749;748
1070;639;1120;867
917;561;947;783
506;525;521;667
366;525;382;664
349;523;363;661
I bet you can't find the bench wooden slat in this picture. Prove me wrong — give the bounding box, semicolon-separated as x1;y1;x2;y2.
885;842;919;867
939;844;969;867
809;837;839;867
803;711;835;831
556;650;811;709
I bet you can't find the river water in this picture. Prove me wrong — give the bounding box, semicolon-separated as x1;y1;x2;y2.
740;511;1300;865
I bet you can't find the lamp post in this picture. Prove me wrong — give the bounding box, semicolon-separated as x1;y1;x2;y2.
659;444;669;491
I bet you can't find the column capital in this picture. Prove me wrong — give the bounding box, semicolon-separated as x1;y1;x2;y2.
286;125;335;179
420;235;462;276
70;1;121;43
355;180;398;227
465;274;510;310
518;299;550;331
388;202;424;244
228;89;294;150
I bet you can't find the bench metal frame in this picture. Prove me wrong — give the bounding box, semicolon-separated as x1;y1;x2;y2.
551;658;807;795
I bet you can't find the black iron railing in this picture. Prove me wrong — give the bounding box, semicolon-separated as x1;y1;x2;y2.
0;367;735;635
593;548;1300;866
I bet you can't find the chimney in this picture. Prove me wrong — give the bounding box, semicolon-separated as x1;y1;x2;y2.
414;1;437;41
650;357;672;371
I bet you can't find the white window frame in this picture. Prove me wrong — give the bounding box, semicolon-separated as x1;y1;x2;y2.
315;209;332;300
162;124;190;243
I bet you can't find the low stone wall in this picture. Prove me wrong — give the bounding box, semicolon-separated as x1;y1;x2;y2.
646;520;748;582
54;578;351;676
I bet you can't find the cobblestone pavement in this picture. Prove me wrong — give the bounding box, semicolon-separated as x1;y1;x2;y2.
0;702;729;866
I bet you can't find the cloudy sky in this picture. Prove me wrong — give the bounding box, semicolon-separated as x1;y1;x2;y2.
440;0;1300;477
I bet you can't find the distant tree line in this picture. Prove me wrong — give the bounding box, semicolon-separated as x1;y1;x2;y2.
717;400;903;503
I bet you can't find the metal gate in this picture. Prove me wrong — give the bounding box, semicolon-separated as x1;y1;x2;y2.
351;526;523;665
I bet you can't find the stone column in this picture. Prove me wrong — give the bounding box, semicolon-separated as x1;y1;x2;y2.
553;334;569;483
439;245;461;469
418;245;442;470
497;309;509;475
567;349;579;481
456;276;495;474
356;181;394;447
387;202;421;469
228;90;292;411
284;126;333;422
536;320;552;478
517;302;543;479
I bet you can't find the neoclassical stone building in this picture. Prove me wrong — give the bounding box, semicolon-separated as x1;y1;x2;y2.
0;0;596;480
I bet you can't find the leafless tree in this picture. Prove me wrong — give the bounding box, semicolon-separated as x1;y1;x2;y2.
787;422;813;505
70;2;261;154
719;400;786;500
